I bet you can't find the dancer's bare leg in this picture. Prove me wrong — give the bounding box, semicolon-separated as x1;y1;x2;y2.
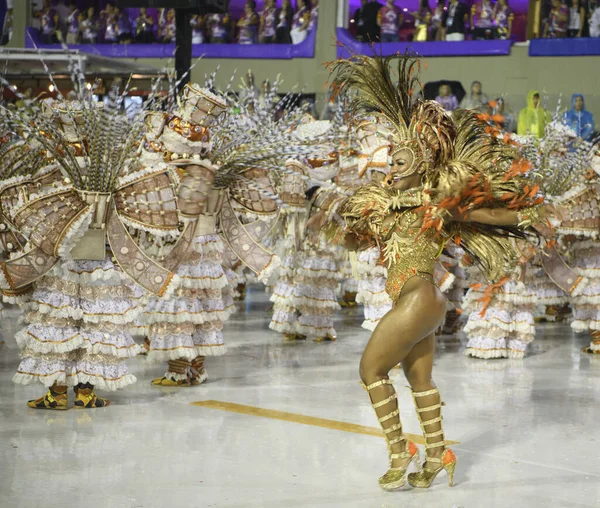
402;333;444;468
359;278;446;470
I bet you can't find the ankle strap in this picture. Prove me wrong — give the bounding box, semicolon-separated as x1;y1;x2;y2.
383;422;403;435
425;440;446;449
421;415;443;426
379;408;400;423
363;379;392;391
412;387;440;397
390;452;411;460
415;402;443;413
388;435;406;446
372;393;397;409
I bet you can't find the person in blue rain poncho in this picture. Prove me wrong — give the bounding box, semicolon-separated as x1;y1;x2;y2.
564;94;595;141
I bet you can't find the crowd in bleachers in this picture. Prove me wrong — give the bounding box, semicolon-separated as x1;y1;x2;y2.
542;0;600;38
29;0;319;45
349;0;600;42
351;0;518;41
429;80;595;139
4;0;599;48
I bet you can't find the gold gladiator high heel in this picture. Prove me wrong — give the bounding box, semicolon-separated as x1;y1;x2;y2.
364;379;420;491
407;387;456;488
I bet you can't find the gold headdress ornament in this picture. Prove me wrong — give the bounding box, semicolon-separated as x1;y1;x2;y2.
327;51;455;180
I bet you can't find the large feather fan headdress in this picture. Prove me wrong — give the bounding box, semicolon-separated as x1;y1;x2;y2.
327;51;543;282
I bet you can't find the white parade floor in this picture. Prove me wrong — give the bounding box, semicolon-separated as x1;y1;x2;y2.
1;286;599;508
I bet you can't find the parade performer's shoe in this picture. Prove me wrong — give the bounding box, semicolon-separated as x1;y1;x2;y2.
27;386;68;410
189;357;208;385
407;388;456;488
363;378;420;491
582;332;600;354
152;359;192;386
284;333;306;341
313;335;336;342
138;337;150;356
442;310;461;335
151;376;191;387
73;384;110;408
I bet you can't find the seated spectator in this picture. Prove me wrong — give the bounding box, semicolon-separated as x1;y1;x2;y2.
492;0;514;39
544;0;569;38
517;90;551;138
471;0;495;40
443;0;468;41
65;2;80;45
435;84;459;112
191;14;205;44
81;7;100;44
309;0;319;31
430;0;446;40
378;0;403;42
568;0;585;37
564;93;595;140
589;0;600;37
276;0;294;43
491;98;517;133
208;12;231;43
290;0;310;44
260;0;277;43
135;8;155;44
460;81;489;110
412;0;432;41
115;7;132;44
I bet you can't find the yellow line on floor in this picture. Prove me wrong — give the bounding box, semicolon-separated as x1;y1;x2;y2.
191;400;459;446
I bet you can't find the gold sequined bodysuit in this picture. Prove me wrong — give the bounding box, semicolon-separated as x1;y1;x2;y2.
382;212;441;302
340;184;443;303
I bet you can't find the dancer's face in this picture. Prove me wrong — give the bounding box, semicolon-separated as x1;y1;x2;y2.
387;147;422;189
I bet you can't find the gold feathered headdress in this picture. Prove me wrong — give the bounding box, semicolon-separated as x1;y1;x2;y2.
327;52;542;282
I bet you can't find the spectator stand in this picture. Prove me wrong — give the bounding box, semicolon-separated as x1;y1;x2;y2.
336;27;512;57
25;26;316;59
529;37;600;56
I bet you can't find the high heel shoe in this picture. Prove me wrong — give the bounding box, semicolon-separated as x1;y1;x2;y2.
407;387;457;488
363;379;420;491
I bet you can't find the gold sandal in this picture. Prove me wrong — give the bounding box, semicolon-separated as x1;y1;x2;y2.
407;387;456;488
364;379;420;491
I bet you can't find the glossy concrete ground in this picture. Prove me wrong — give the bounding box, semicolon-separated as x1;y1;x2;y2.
1;287;600;508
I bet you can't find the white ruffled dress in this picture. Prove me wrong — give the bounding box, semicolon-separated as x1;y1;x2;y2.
462;268;536;360
570;238;600;351
13;257;142;390
145;221;234;379
355;247;392;332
